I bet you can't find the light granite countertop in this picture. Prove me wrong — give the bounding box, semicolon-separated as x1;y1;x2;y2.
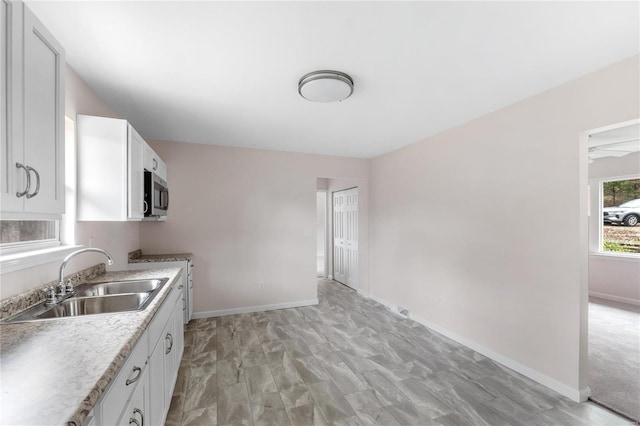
128;249;193;264
0;267;183;426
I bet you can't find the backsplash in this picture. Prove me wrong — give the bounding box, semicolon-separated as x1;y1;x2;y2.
0;263;106;320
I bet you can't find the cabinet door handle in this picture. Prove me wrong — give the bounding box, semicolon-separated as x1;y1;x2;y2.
129;408;144;426
25;166;40;199
15;163;31;198
152;158;158;171
165;332;173;354
125;366;142;386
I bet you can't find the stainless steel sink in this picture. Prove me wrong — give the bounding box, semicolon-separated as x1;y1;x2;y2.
74;279;164;297
2;277;169;323
37;293;150;319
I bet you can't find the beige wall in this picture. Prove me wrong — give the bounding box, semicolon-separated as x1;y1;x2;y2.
369;55;639;399
139;141;369;314
588;151;640;304
1;66;140;298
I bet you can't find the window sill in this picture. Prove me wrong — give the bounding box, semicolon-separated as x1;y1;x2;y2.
589;251;640;262
0;245;84;274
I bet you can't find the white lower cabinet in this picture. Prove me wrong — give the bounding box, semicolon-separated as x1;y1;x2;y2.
129;261;193;324
117;366;148;426
91;283;184;426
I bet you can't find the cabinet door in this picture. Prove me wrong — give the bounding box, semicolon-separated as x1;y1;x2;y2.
147;340;166;426
143;142;154;172
162;309;177;408
128;125;144;219
1;0;25;213
173;288;185;363
157;157;167;181
22;4;64;214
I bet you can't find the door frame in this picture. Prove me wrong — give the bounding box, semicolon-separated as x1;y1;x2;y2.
578;117;640;400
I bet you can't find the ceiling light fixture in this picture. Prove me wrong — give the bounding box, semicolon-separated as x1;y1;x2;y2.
298;70;354;103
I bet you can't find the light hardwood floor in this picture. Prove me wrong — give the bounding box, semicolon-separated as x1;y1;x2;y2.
166;279;630;425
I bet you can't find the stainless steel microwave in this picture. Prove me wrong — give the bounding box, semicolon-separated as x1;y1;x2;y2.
144;171;168;217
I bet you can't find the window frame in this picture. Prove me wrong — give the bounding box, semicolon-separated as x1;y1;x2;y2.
599;175;640;257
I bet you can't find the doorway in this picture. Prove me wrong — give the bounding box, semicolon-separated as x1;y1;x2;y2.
585;120;640;422
333;187;358;288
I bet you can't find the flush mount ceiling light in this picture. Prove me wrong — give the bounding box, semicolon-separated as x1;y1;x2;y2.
298;70;354;103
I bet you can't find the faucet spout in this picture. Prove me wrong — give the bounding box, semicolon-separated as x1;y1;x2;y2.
59;248;114;288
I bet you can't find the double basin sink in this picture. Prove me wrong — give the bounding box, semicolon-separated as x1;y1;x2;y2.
3;278;169;323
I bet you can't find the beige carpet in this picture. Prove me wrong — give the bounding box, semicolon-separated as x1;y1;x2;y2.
588;297;640;422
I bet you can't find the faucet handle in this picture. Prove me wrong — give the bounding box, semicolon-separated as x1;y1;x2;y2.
64;278;75;295
57;281;67;297
43;286;57;304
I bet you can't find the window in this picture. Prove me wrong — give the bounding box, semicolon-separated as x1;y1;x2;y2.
0;220;58;245
602;178;640;254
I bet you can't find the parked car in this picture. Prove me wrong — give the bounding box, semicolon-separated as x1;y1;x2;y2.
603;198;640;226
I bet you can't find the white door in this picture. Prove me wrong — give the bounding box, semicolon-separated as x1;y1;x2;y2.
333;188;358;288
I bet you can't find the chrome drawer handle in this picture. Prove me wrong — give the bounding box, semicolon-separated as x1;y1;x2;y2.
125;366;142;386
25;166;40;198
15;163;30;197
165;333;173;354
129;408;144;426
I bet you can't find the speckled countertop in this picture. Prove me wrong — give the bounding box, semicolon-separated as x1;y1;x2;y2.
0;267;183;426
128;249;193;263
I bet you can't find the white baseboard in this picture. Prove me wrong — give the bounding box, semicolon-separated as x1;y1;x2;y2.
589;291;640;307
365;292;587;402
192;298;319;319
579;386;592;403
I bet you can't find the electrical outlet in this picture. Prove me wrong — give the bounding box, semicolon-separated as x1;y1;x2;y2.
258;281;265;290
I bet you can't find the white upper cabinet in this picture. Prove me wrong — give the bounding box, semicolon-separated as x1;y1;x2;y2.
1;1;65;218
143;143;166;180
76;115;145;221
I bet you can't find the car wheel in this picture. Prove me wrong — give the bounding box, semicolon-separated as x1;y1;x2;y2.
623;214;639;227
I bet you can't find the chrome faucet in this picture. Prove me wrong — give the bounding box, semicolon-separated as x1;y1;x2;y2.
57;248;114;299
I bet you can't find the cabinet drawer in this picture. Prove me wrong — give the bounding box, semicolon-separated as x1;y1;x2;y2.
99;332;148;426
147;284;179;351
116;366;148;426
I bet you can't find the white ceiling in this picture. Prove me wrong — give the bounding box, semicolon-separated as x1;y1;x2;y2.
27;1;640;159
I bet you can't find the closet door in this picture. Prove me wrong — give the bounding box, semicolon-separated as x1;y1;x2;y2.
333;188;358;288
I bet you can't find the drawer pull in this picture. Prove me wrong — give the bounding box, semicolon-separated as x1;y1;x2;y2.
25;166;40;199
165;332;173;354
129;408;144;426
178;284;183;289
15;163;31;197
125;366;142;386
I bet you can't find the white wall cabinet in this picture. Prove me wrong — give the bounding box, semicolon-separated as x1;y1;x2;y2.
143;142;167;180
92;282;184;426
1;0;65;218
77;115;146;221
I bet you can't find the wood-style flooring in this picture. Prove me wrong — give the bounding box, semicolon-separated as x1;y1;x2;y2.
166;279;630;425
